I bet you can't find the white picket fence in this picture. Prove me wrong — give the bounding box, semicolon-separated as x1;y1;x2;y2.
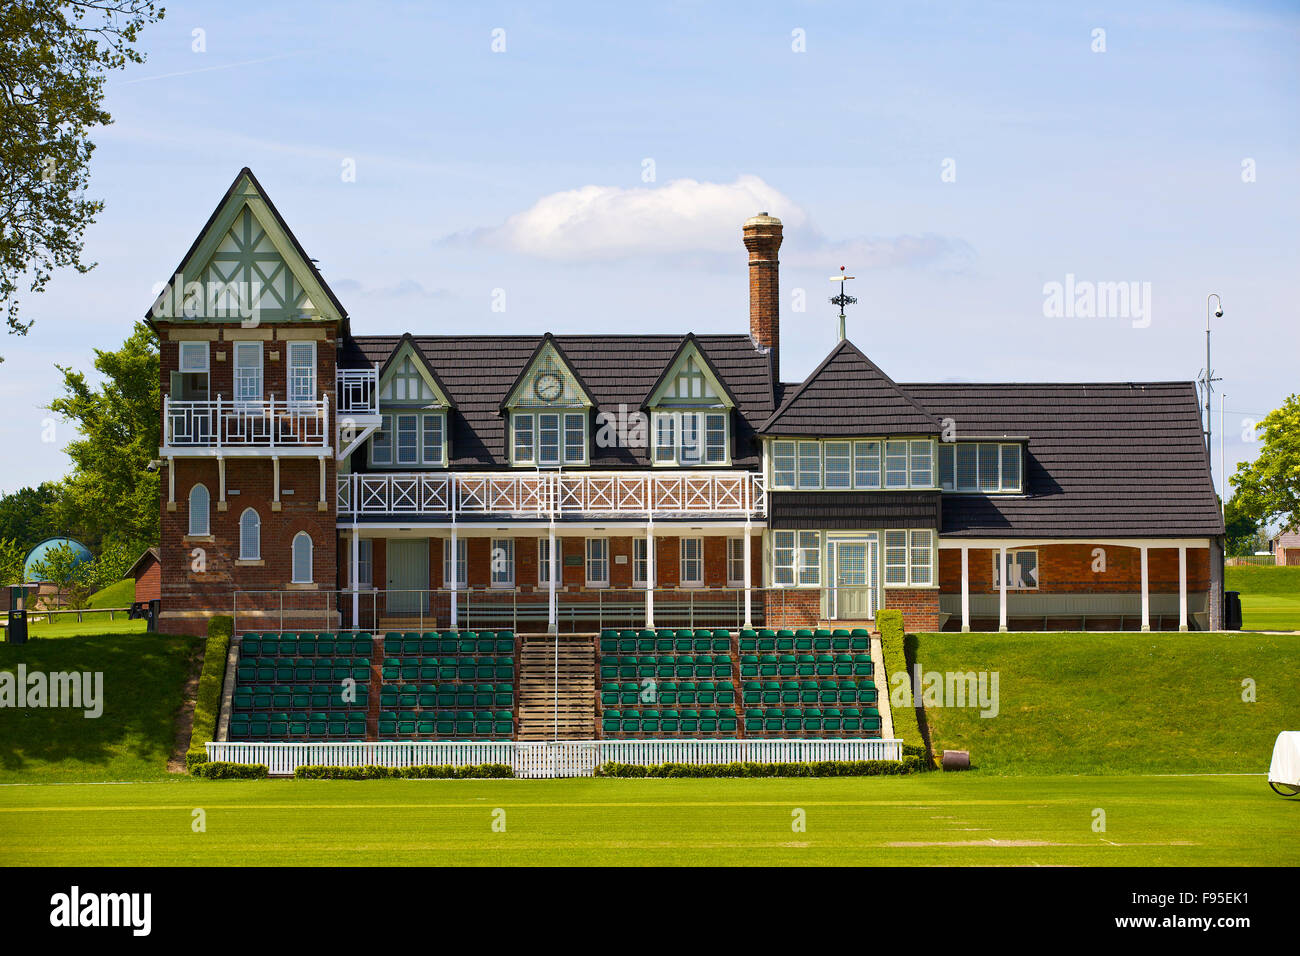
206;738;904;778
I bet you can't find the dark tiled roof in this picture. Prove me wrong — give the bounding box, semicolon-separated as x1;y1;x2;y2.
902;381;1224;538
342;333;776;468
769;491;941;530
759;339;942;436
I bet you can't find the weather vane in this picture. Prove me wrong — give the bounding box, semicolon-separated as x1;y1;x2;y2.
829;266;856;341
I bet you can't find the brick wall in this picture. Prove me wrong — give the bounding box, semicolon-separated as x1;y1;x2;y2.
763;589;820;629
883;588;940;632
937;543;1211;593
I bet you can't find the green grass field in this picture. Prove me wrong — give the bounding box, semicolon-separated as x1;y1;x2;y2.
0;633;199;782
1227;564;1300;631
88;578;136;608
0;774;1291;866
912;631;1299;774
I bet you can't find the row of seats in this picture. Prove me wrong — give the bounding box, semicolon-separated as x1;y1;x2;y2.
381;657;514;682
379;711;513;738
241;634;375;657
739;654;872;678
232;685;368;713
229;712;366;739
740;633;869;653
600;632;733;655
601;681;735;706
384;633;515;657
741;680;878;706
602;708;739;735
380;684;514;709
599;655;733;681
235;658;371;684
744;707;881;734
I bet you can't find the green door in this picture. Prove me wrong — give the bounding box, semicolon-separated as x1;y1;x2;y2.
385;539;429;615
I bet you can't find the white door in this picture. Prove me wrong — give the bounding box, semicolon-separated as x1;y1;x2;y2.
829;539;876;620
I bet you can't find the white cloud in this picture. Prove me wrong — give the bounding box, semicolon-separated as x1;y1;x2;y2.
454;175;807;259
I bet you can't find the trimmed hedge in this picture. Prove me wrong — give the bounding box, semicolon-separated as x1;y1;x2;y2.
185;615;233;771
595;758;920;778
877;609;936;770
191;760;267;779
294;763;515;780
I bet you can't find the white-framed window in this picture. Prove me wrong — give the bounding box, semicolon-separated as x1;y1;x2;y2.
239;507;260;560
772;440;796;489
993;549;1039;590
680;537;704;587
938;442;1023;493
490;538;514;588
633;537;649;587
175;342;210;401
909;439;933;487
797;441;821;489
909;530;933;585
514;414;535;464
772;530;820;586
233;342;263;404
513;411;587;465
823;441;852;489
884;530;908;586
291;531;313;583
854;440;881;489
563;412;585;463
585;538;609;588
884;441;909;488
355;539;372;587
652;411;729;466
188;483;209;536
442;537;467;587
538;538;558;586
371;411;445;466
727;537;745;587
287;342;316;407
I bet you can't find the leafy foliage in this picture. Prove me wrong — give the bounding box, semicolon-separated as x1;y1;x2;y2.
1224;494;1266;557
1230;394;1300;537
0;1;164;335
0;483;62;551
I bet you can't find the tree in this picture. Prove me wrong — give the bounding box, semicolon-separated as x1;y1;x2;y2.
0;482;63;549
0;537;24;586
0;1;164;337
1223;495;1265;558
1230;394;1300;537
46;320;159;548
28;540;90;609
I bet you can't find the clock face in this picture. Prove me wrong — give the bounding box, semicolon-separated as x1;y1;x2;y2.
533;372;563;402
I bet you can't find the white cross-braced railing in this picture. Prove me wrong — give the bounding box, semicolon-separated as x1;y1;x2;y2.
336;471;765;518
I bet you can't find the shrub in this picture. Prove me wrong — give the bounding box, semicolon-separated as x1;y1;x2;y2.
293;763;515;780
190;760;267;779
594;758;920;778
185;616;233;771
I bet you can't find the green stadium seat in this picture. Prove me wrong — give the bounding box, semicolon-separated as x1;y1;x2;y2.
660;709;679;733
803;707;823;732
602;710;621;734
678;709;699;734
743;709;763;733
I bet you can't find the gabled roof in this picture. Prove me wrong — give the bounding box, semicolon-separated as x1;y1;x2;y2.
144;167;349;330
641;333;740;409
497;332;597;412
127;547;161;579
759;339;943;436
379;332;456;408
903;381;1224;538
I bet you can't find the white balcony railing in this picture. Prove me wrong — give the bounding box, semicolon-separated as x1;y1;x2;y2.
337;471;766;518
336;364;379;416
164;395;329;448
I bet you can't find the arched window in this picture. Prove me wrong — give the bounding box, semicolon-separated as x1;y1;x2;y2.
239;508;260;560
188;484;210;536
291;532;313;583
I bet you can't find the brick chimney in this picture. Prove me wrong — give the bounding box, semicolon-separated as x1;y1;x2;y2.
743;212;782;378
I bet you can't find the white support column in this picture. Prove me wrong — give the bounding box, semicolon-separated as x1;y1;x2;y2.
645;519;655;630
272;456;282;512
217;456;227;512
1178;545;1188;632
1140;545;1150;632
961;545;971;632
743;522;753;630
166;456;176;511
350;526;360;629
998;546;1008;632
548;522;557;633
450;527;459;630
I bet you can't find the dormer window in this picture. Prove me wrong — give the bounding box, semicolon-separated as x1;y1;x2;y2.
512;410;587;466
653;410;729;465
645;340;735;467
938;442;1022;493
369;340;453;468
502;335;595;467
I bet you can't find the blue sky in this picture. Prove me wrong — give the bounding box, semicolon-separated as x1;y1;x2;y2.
4;0;1296;499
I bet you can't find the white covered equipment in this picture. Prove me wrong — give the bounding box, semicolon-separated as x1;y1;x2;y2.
1267;731;1300;795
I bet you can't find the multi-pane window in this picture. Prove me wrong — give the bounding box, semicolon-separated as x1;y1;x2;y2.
291;532;313;584
287;342;315;406
884;531;908;585
680;538;704;586
188;484;209;536
772;531;822;586
563;413;585;463
773;531;797;586
234;342;262;404
938;442;1023;493
538;538;558;586
371;411;445;466
633;538;648;586
239;508;260;560
993;549;1039;589
771;438;932;490
442;538;467;587
586;538;609;587
514;415;535;464
355;539;373;587
490;538;514;588
909;530;933;585
726;537;745;587
539;413;560;464
653;411;728;465
884;529;935;586
513;411;586;465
